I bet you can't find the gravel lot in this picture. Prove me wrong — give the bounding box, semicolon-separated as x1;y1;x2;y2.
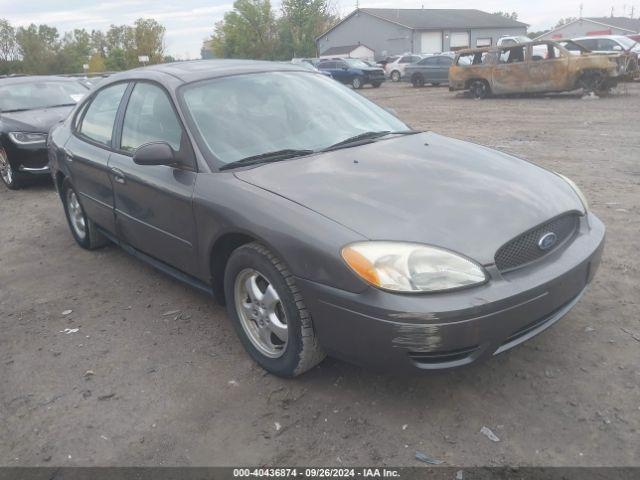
1;81;638;467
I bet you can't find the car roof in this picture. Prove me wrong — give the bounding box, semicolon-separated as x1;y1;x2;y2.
572;35;626;41
105;59;312;84
0;75;83;85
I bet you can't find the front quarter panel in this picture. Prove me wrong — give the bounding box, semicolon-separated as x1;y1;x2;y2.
193;172;369;293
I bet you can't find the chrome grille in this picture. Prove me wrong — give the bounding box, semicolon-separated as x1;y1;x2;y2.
495;214;579;272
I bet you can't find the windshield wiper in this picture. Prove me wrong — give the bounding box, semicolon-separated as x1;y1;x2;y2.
42;103;76;109
321;130;421;152
219;149;314;171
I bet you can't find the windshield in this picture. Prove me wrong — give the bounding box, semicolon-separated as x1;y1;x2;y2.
181;71;407;166
616;36;638;50
0;80;87;112
344;59;370;68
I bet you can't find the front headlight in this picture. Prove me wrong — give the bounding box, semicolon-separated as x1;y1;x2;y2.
556;173;589;212
9;132;48;146
341;242;487;293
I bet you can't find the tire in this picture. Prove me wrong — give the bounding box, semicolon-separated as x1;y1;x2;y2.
224;242;326;377
431;82;440;87
469;80;490;99
61;177;109;250
371;81;382;88
411;74;424;88
0;149;22;190
352;76;363;89
391;70;401;82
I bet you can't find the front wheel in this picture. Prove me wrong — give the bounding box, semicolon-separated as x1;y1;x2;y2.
61;178;109;250
371;81;382;88
390;70;401;82
351;76;363;89
0;149;21;190
469;80;490;99
224;242;325;377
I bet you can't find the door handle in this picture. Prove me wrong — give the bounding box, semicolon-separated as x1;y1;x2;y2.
110;167;126;184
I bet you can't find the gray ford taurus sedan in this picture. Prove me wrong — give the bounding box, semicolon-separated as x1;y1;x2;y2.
48;60;605;377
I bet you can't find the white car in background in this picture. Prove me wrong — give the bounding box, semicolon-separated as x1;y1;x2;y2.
384;53;423;82
496;35;531;46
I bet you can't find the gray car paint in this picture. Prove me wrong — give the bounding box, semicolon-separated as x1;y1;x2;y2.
49;60;605;373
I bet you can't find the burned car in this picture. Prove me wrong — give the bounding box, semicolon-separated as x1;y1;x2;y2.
449;40;624;99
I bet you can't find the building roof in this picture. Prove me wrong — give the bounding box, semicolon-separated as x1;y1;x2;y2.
585;17;640;33
360;8;528;30
320;44;372;56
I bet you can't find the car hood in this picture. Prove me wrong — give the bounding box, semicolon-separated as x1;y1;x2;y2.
361;67;384;74
0;106;74;133
235;132;582;265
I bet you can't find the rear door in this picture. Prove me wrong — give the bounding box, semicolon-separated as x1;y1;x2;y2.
108;81;199;275
527;43;570;92
66;82;129;234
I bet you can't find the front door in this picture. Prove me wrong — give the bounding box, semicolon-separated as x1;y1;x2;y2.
492;45;529;94
67;82;129;234
108;81;199;275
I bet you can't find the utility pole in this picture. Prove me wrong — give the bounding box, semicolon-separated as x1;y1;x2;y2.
579;3;583;18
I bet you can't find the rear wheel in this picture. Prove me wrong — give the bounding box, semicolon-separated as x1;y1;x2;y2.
412;74;425;88
0;149;21;190
224;242;325;377
352;76;363;89
391;70;401;82
61;178;109;250
470;80;490;99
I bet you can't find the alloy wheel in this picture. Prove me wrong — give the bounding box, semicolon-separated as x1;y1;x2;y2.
234;268;288;358
0;149;13;186
391;71;400;82
66;188;87;239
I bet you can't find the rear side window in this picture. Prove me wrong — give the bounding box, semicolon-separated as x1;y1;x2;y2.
120;83;183;153
420;57;438;65
79;83;128;146
437;56;453;65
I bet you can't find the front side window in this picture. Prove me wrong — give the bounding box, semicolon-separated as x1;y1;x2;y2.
499;46;526;64
181;72;408;166
120;83;183;153
420;57;438;65
437;56;453;65
79;83;128;146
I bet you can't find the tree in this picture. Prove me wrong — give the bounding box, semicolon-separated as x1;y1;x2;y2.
0;19;18;62
278;0;338;58
133;18;166;64
209;0;278;59
555;17;578;28
88;53;106;72
493;11;519;20
15;24;60;74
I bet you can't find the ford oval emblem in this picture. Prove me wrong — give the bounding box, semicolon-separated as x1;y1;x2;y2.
538;232;557;251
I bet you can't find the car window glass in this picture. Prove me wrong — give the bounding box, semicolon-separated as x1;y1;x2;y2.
578;39;597;50
423;57;438;65
400;56;410;63
79;83;127;146
597;39;617;50
437;56;453;65
410;56;421;62
499;46;525;64
120;83;183;153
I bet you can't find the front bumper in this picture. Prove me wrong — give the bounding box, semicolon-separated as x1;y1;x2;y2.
297;213;605;373
4;142;50;175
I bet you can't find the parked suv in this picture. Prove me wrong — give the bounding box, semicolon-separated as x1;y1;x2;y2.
384;54;423;82
317;58;385;89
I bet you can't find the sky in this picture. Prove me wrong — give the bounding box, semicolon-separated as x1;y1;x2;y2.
0;0;638;59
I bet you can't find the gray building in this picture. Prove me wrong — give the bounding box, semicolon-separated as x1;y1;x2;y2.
316;8;528;60
536;17;640;41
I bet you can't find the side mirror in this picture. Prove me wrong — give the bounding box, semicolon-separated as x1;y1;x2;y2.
612;45;623;51
133;142;176;166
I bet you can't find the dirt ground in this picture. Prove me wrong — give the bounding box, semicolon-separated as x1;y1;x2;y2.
1;81;639;468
